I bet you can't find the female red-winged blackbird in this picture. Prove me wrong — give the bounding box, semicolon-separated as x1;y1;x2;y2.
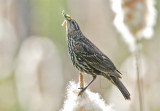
63;12;130;100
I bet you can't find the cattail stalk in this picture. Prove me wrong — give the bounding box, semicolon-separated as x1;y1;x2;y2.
135;41;144;111
110;0;157;110
79;72;84;88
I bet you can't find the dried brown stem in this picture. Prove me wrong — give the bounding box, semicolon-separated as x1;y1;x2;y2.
79;72;84;88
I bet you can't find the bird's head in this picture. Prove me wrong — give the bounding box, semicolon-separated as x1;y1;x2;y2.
62;11;80;33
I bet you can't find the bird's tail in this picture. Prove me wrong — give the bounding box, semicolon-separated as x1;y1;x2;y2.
110;76;131;100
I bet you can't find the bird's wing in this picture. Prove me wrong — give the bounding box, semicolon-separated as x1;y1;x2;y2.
74;38;121;78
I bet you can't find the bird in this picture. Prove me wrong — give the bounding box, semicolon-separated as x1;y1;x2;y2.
62;11;131;100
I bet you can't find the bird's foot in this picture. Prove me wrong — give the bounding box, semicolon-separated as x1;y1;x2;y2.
78;87;87;96
78;87;83;89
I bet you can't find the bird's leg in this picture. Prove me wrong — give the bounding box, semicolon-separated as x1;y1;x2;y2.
79;72;84;89
78;75;97;96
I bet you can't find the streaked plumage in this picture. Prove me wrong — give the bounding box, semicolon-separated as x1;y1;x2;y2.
63;13;131;100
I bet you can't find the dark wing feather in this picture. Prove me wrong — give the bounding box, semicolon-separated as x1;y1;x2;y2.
74;37;121;77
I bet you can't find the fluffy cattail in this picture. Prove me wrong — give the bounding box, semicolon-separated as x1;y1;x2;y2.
110;0;157;111
61;81;114;111
110;0;157;52
15;36;63;111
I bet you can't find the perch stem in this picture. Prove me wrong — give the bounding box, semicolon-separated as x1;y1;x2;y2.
79;72;84;88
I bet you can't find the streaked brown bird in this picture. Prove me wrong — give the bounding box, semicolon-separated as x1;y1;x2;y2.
62;12;130;100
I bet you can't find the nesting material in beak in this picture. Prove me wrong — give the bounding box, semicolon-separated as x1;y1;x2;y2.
61;10;71;26
61;20;66;26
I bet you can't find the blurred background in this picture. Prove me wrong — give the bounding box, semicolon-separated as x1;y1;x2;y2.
0;0;160;111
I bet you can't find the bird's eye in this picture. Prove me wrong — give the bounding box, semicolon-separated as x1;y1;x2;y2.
72;21;75;25
72;21;76;27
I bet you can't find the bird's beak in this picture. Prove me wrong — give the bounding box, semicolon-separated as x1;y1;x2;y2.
62;10;71;21
61;10;71;26
64;14;71;21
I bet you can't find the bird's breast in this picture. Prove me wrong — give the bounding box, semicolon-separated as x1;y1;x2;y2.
67;40;93;73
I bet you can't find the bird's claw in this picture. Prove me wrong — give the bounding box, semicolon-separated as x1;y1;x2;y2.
78;87;86;96
78;87;83;89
